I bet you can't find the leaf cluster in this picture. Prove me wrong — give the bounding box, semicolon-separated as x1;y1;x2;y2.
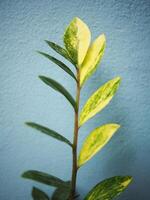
22;17;132;200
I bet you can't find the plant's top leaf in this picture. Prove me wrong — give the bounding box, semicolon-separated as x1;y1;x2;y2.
22;170;67;188
37;51;77;81
25;122;72;147
52;181;71;200
45;40;75;66
84;176;132;200
64;17;91;67
39;76;77;111
78;124;120;167
80;34;106;86
79;77;121;126
32;187;49;200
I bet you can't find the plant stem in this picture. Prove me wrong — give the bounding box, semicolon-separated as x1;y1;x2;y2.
70;68;80;199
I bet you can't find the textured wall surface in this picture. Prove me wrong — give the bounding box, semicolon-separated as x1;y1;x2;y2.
0;0;150;199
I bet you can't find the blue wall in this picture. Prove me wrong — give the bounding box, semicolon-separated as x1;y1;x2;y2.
0;0;150;199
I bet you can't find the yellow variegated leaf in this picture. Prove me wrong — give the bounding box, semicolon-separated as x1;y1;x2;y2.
84;176;132;200
80;34;106;86
64;17;91;67
78;124;120;167
79;77;121;126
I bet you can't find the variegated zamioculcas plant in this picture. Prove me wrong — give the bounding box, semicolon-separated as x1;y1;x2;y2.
22;17;133;200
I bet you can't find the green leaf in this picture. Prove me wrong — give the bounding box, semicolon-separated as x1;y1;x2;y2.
25;122;72;147
79;77;121;126
84;176;132;200
32;187;49;200
39;76;77;111
52;187;70;200
78;124;120;167
37;51;77;81
22;170;67;188
52;181;71;200
80;34;106;86
64;17;91;67
45;40;75;66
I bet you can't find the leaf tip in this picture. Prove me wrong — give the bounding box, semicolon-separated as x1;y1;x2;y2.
100;33;106;41
25;122;34;128
69;16;83;24
122;176;133;187
109;123;121;133
21;171;28;178
36;50;41;54
115;123;121;130
38;75;49;85
45;40;52;46
128;176;133;181
116;76;122;82
44;39;49;43
113;76;122;88
25;121;30;125
38;75;44;80
21;170;35;179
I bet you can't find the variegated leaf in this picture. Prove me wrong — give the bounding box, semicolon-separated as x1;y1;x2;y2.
78;124;120;167
64;17;91;67
79;77;121;126
84;176;132;200
80;34;106;86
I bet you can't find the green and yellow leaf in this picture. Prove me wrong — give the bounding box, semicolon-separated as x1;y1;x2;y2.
84;176;132;200
64;17;91;67
32;187;49;200
79;77;121;126
78;124;120;167
22;170;67;188
80;34;106;86
25;122;72;147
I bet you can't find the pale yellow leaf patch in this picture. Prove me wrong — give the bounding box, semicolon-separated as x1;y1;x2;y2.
84;176;132;200
64;17;91;67
78;123;120;167
80;34;106;86
79;77;121;126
